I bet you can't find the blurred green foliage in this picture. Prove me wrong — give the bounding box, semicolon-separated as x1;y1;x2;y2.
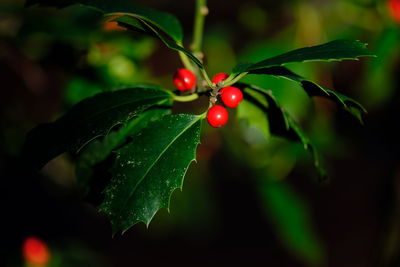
260;179;325;265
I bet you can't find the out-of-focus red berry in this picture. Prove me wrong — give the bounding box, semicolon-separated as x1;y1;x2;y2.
22;237;50;266
207;105;229;128
103;21;126;32
103;15;126;32
388;0;400;23
211;73;229;85
173;68;196;91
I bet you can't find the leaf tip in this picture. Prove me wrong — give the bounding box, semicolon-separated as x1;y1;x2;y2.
145;220;151;229
111;227;120;237
356;115;365;125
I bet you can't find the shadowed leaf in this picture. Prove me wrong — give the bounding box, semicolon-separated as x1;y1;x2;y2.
237;83;326;179
114;16;203;68
99;114;202;234
22;86;172;171
232;40;374;74
76;108;171;194
25;0;183;42
247;66;367;123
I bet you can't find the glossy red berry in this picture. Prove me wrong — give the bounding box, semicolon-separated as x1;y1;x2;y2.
207;105;228;128
221;86;243;108
22;237;50;266
388;0;400;23
211;73;229;85
173;68;196;91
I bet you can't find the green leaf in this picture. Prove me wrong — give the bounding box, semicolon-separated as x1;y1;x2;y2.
233;40;374;74
25;0;183;42
22;85;172;171
114;16;203;68
232;62;253;74
76;108;171;194
260;180;325;265
247;66;367;123
237;83;326;178
99;114;202;234
237;90;270;143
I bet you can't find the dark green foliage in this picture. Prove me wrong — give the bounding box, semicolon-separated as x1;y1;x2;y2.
247;66;367;122
237;83;326;178
99;114;202;234
25;0;183;42
22;86;172;171
26;0;203;67
233;40;374;74
76;108;171;194
114;16;203;68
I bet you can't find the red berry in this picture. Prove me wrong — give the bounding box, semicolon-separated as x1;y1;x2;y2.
388;0;400;23
207;105;228;128
173;68;196;91
211;73;229;85
103;21;125;32
22;237;50;266
221;86;243;108
103;15;126;32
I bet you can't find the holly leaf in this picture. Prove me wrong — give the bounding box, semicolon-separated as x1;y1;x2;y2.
25;0;183;42
232;62;253;74
22;85;172;171
232;40;374;74
76;108;171;194
237;83;326;179
114;16;203;68
247;66;367;123
99;114;202;234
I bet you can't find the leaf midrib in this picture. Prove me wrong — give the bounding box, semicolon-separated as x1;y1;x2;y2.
118;115;200;216
251;52;368;70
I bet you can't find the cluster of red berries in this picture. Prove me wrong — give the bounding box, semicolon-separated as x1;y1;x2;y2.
173;69;243;128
